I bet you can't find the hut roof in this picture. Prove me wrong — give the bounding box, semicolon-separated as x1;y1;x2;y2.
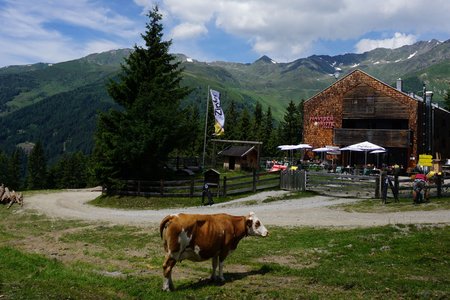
218;146;255;157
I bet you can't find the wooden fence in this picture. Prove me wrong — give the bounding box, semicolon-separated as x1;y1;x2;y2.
108;170;280;197
306;171;378;198
380;173;450;202
106;170;450;200
281;169;450;200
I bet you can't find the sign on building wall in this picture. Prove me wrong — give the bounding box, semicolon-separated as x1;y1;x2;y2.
310;116;335;128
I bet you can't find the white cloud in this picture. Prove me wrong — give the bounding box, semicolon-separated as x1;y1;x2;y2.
170;23;207;40
160;0;450;62
0;0;140;66
355;33;417;53
1;0;450;66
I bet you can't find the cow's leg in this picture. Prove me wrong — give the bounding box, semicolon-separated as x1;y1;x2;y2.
218;253;228;282
162;255;177;291
218;260;225;282
210;255;219;281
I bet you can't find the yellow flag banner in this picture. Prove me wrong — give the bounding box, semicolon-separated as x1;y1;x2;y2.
210;89;225;136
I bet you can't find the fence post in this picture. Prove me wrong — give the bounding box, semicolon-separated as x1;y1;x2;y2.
375;174;380;199
301;170;306;191
190;178;194;197
279;170;283;189
252;169;257;193
223;176;227;196
436;174;442;198
394;175;399;202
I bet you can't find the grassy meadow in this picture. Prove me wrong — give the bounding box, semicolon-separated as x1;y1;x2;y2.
0;196;449;299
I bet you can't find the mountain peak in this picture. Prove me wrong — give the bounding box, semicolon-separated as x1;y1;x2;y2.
254;55;277;64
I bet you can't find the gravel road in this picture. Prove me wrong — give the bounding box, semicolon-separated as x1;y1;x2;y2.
23;189;450;227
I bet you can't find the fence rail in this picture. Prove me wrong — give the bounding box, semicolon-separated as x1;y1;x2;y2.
281;170;450;200
108;170;280;197
106;170;450;201
307;171;377;198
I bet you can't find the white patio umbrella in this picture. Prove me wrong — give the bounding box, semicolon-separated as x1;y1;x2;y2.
339;146;363;167
340;141;385;165
313;146;340;162
277;144;312;164
278;144;312;151
370;149;387;168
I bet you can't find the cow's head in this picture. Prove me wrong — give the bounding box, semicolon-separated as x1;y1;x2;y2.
246;212;268;237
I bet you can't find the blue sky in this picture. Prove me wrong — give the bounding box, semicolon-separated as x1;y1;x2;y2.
1;0;450;67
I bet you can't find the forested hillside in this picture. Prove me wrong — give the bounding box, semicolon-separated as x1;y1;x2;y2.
1;39;450;164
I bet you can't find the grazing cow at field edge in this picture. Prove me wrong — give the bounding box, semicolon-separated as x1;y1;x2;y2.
159;212;268;291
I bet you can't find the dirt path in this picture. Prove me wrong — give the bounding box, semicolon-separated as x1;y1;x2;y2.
23;189;450;227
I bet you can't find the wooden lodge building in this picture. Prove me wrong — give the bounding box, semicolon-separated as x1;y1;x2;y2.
303;69;450;170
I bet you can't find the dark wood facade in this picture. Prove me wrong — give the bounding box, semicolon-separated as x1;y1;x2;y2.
218;146;258;171
303;69;450;168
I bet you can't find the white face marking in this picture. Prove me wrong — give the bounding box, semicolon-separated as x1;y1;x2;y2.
247;212;268;237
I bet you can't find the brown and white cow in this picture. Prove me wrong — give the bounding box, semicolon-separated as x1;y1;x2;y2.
159;212;268;291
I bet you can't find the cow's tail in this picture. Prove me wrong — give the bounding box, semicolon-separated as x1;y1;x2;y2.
159;215;173;239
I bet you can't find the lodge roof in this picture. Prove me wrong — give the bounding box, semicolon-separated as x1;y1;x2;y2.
305;69;415;104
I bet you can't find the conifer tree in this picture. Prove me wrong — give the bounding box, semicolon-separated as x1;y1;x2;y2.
238;108;251;140
225;100;239;140
281;100;301;145
262;106;276;155
297;99;305;142
444;88;450;111
26;141;47;189
8;149;23;190
0;151;8;184
251;102;263;141
93;6;191;184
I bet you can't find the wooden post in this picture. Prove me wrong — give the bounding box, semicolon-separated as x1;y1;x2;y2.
190;178;194;197
138;180;141;196
436;174;442;198
223;176;227;196
380;172;388;204
375;174;380;199
301;170;306;191
394;175;399;202
252;169;257;193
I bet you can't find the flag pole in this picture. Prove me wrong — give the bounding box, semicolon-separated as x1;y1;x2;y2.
202;86;210;170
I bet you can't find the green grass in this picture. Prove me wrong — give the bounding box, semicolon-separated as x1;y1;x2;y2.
88;193;255;210
336;196;450;213
0;203;449;299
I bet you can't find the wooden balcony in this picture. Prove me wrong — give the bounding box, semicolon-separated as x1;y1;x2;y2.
333;128;411;148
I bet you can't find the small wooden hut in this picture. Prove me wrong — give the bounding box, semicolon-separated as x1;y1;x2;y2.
218;146;258;171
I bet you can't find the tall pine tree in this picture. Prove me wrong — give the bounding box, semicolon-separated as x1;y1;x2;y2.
281;100;301;145
93;6;191;184
26;141;47;190
444;88;450;111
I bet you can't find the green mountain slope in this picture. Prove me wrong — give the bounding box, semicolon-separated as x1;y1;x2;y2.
0;39;449;164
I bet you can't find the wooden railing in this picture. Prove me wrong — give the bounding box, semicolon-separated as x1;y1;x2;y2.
107;170;281;197
281;169;450;201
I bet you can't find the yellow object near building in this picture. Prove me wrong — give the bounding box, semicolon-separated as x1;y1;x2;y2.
418;154;433;167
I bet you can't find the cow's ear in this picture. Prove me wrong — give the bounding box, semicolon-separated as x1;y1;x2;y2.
246;218;253;227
